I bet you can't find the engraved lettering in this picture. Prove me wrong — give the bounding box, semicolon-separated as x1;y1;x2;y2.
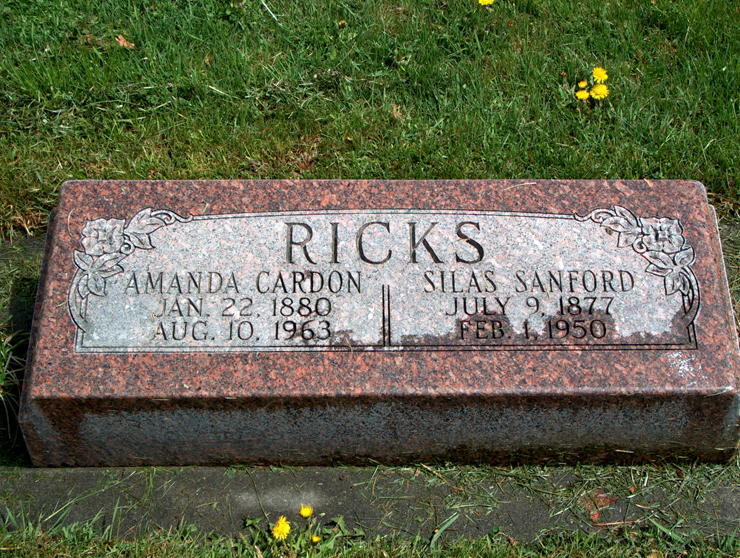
459;320;470;339
187;272;201;294
483;298;497;315
328;271;343;293
516;270;636;293
455;222;484;264
154;321;168;340
309;271;324;293
602;270;616;292
548;271;562;293
292;271;307;294
467;271;482;293
567;270;579;292
357;222;392;265
271;273;288;293
186;298;203;317
484;270;497;292
459;319;505;340
476;320;487;339
224;272;240;293
152;321;210;342
286;222;316;264
125;273;140;294
347;271;361;293
169;299;184;317
423;270;436;293
450;271;463;293
515;270;527;293
424;270;495;294
151;297;206;318
491;320;505;339
331;222;339;264
208;272;222;293
443;296;509;317
172;322;187;341
153;299;165;318
531;271;546;293
582;270;597;292
491;297;510;315
256;271;270;293
264;271;361;295
71;206;699;354
166;273;183;294
620;270;634;291
146;272;164;294
463;298;478;316
409;222;443;264
192;321;208;341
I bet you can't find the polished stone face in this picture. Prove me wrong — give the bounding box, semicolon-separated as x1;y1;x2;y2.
19;179;740;466
71;209;695;353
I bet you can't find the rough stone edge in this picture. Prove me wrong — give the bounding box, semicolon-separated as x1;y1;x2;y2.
18;208;60;467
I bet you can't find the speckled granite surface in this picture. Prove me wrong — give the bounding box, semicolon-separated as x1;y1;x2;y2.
19;179;740;466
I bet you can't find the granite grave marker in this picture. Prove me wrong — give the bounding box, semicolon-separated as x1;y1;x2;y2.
19;179;740;465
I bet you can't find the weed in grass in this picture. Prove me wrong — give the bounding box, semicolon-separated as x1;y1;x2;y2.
242;503;363;557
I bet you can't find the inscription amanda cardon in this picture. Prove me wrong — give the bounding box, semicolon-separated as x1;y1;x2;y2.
68;207;700;353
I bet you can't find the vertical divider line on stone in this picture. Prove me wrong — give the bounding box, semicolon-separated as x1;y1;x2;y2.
381;285;392;347
386;285;392;347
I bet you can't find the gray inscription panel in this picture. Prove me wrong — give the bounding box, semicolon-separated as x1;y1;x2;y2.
69;207;699;353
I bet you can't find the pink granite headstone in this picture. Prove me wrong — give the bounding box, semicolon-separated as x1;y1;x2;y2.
19;180;740;466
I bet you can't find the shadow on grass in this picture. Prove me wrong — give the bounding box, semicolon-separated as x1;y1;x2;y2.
0;235;44;467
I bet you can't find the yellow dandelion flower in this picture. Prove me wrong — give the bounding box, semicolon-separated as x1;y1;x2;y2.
272;516;290;540
593;67;608;83
299;504;313;518
312;535;321;543
479;0;495;5
590;83;609;100
338;20;346;27
575;89;590;101
578;80;588;89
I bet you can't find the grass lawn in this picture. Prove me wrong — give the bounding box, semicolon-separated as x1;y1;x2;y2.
1;0;740;555
2;521;740;558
